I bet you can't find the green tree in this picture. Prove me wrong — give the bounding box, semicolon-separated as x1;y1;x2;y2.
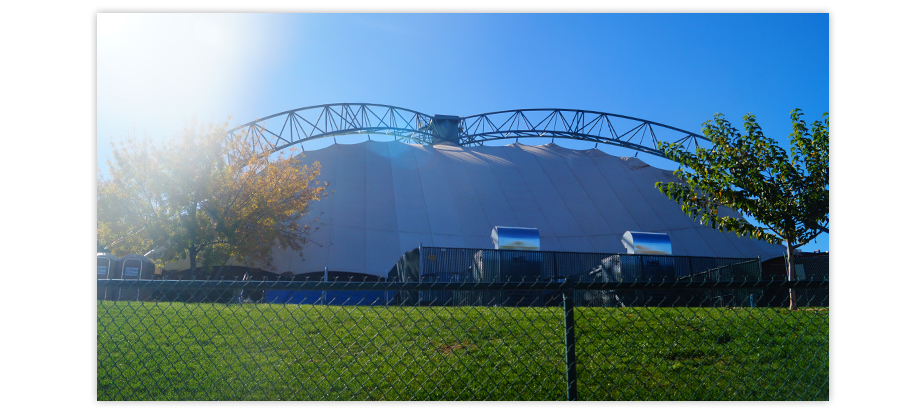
655;109;828;310
97;120;328;277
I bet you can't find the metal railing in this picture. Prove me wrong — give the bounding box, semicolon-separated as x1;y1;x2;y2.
97;278;828;401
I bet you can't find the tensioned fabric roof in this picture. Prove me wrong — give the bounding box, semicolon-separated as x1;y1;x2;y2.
259;140;784;277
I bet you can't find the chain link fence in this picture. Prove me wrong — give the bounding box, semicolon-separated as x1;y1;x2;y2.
97;277;828;400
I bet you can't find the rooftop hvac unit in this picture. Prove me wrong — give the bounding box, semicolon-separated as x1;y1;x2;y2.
470;226;545;306
491;226;540;251
594;254;676;283
470;249;545;306
621;231;672;255
471;249;544;283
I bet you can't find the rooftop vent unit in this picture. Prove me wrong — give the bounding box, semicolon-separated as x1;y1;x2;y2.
491;226;540;251
621;231;672;255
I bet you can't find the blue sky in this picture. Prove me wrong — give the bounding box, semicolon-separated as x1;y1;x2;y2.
97;13;829;251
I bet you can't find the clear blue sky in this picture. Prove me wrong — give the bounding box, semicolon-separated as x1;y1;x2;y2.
97;13;829;252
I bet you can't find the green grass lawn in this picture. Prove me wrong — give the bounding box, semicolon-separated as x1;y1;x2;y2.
97;301;828;400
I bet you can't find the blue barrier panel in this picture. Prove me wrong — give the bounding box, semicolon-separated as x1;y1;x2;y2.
266;290;394;305
324;290;392;306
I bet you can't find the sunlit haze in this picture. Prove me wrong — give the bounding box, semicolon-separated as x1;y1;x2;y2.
97;14;268;148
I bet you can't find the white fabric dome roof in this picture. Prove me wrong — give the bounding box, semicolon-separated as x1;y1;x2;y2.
262;140;784;277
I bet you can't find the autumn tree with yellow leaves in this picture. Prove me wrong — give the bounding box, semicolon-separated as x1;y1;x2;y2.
98;120;327;277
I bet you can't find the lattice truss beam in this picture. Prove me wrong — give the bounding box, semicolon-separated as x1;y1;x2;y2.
227;103;707;159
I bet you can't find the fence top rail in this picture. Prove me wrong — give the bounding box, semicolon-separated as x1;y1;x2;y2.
97;279;829;291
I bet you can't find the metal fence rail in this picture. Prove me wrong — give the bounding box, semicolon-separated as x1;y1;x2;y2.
97;279;828;401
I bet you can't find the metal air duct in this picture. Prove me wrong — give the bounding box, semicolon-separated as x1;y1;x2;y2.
491;226;540;251
621;231;672;255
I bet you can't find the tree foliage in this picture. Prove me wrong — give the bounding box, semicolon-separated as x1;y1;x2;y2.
655;110;828;309
97;120;328;276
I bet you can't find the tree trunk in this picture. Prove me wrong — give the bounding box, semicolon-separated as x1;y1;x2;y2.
187;200;200;280
189;245;198;280
786;241;798;310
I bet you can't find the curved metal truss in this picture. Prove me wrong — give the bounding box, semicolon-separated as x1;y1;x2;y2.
228;103;707;158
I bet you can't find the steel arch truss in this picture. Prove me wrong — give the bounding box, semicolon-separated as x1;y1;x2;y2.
228;103;707;159
458;109;706;157
228;103;439;153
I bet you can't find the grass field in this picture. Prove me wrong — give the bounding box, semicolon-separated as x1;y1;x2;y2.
97;301;828;400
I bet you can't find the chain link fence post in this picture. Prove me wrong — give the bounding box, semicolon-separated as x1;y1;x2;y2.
563;289;578;401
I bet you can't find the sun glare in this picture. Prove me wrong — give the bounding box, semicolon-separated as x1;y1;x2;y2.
98;14;264;145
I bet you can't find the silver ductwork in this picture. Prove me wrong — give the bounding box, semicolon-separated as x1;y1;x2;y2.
491;226;540;251
621;231;672;255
